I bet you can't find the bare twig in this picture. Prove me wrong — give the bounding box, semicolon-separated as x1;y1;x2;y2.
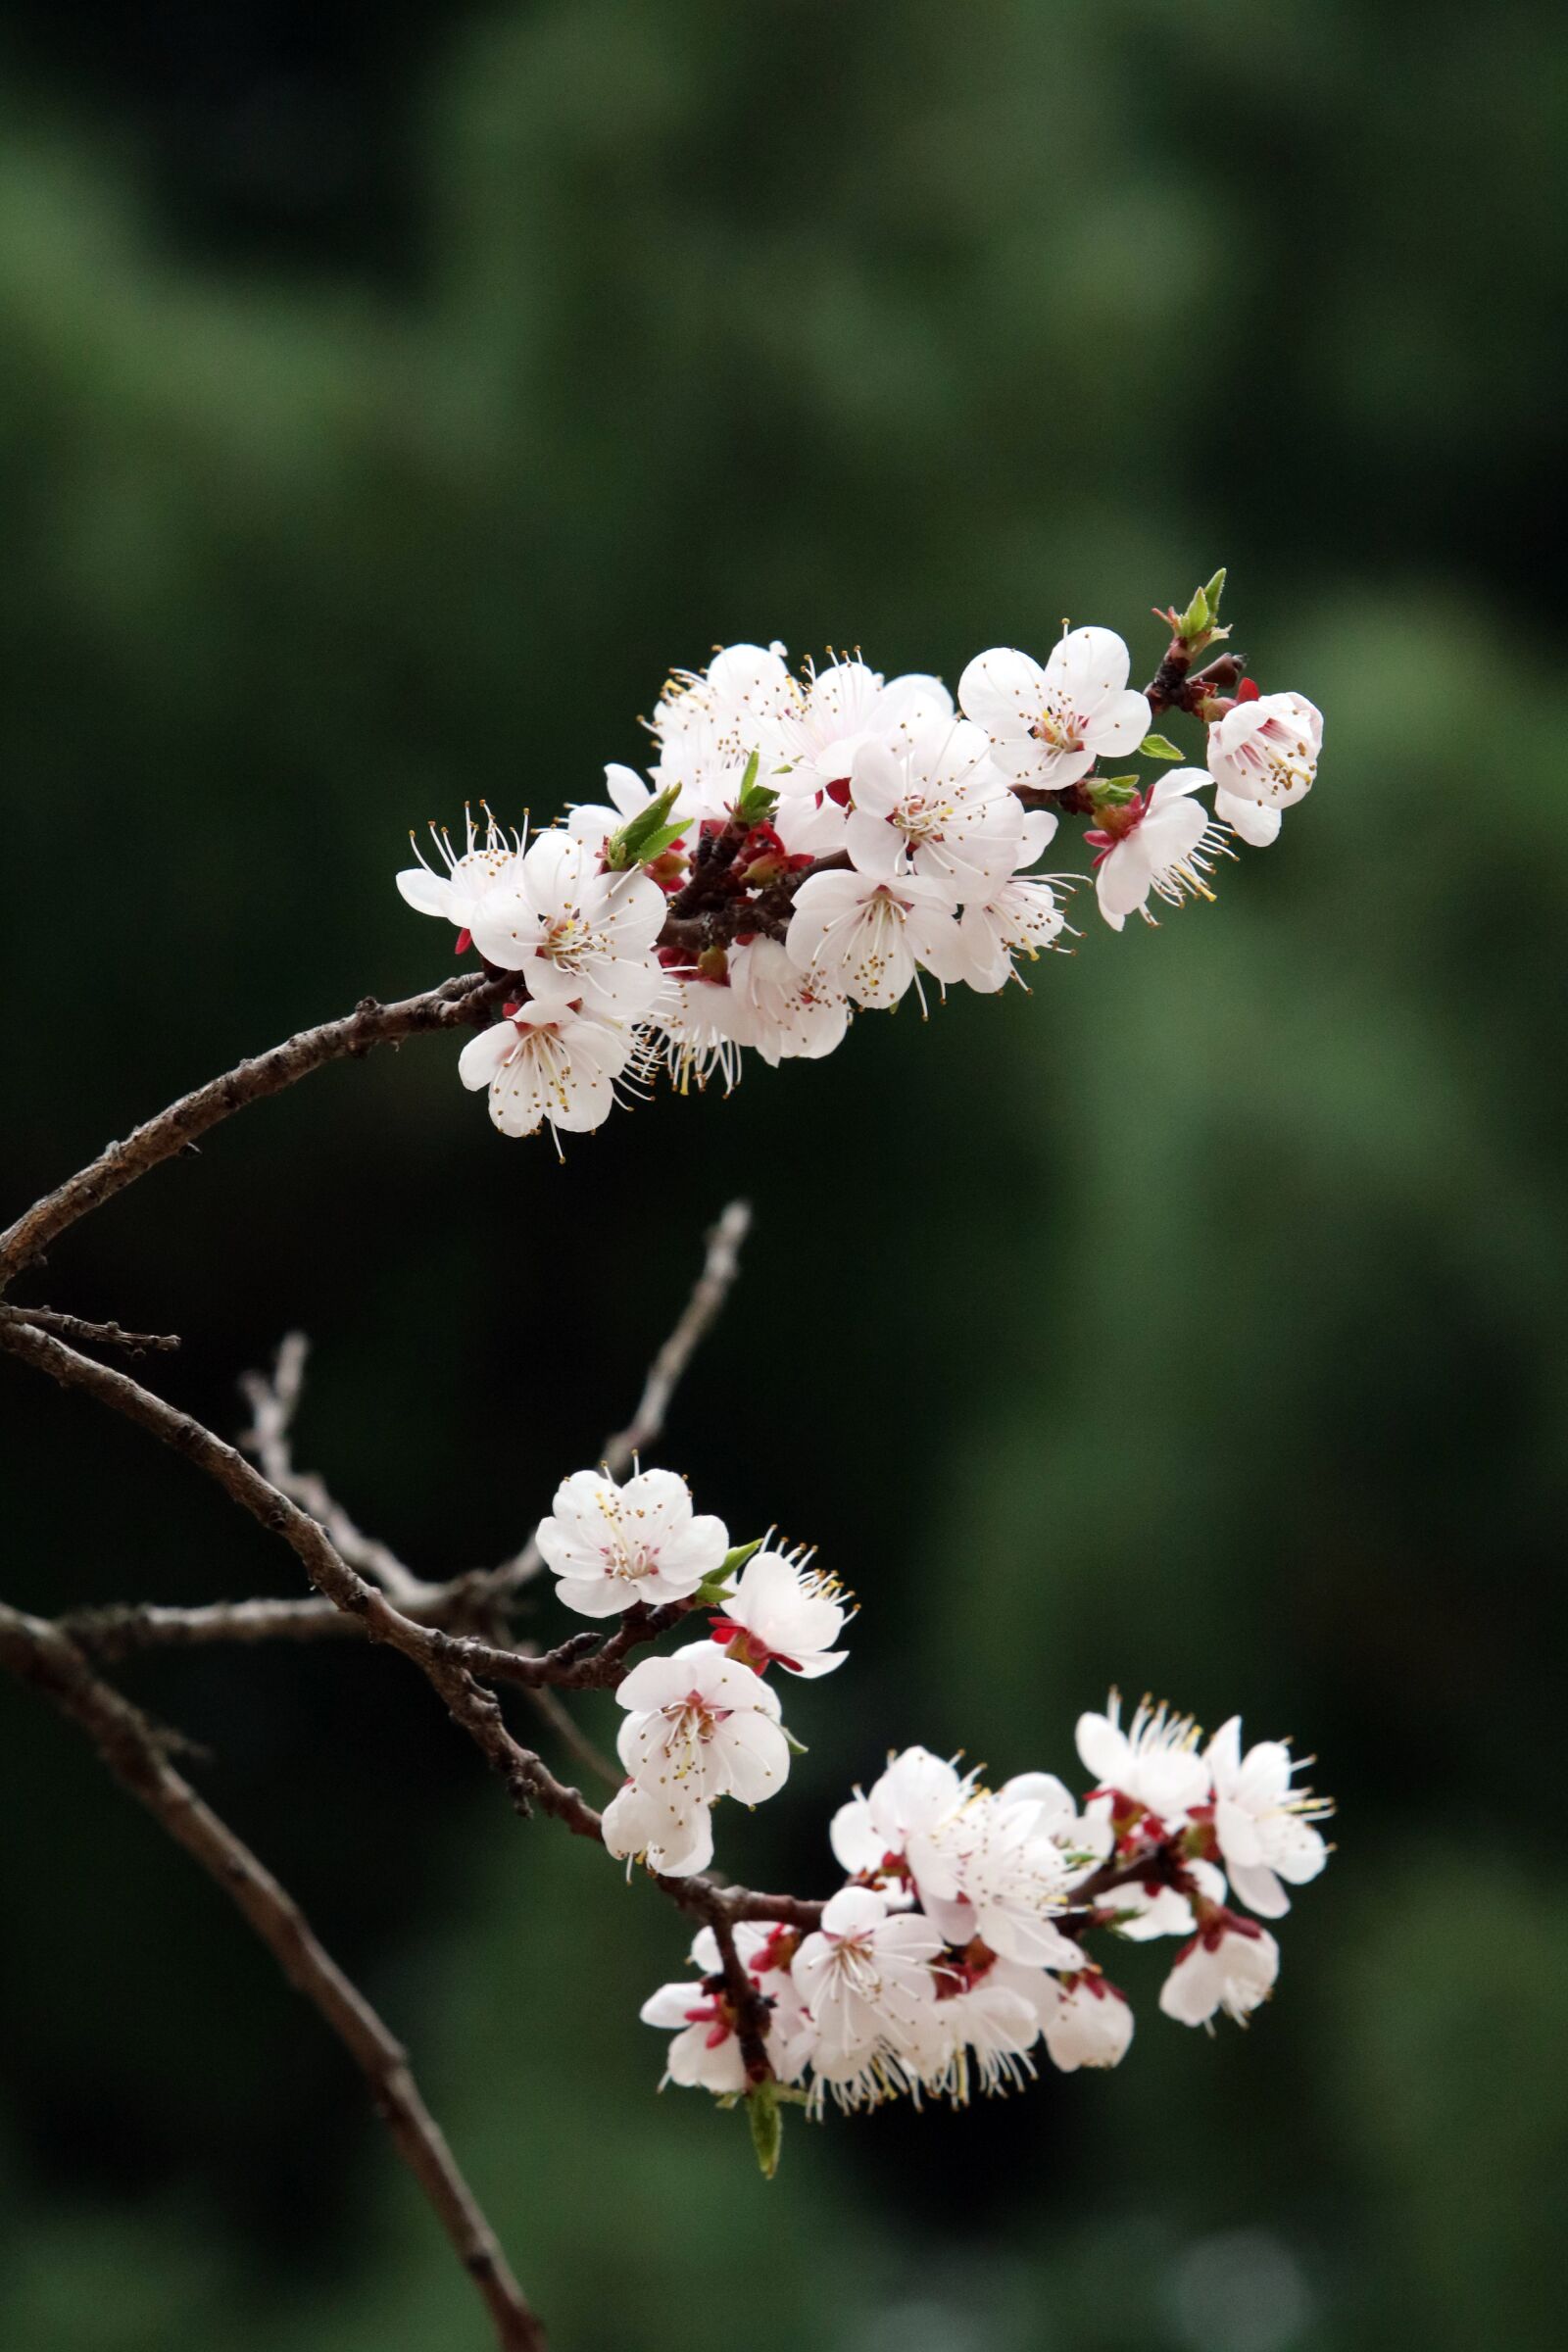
238;1334;438;1608
0;972;510;1291
0;1601;546;2352
0;1304;181;1355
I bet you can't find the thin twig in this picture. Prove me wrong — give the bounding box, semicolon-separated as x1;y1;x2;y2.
0;972;509;1290
0;1304;181;1354
238;1334;438;1608
0;1601;546;2352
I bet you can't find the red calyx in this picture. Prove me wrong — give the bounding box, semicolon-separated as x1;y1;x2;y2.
1236;677;1261;703
823;777;852;808
455;928;472;955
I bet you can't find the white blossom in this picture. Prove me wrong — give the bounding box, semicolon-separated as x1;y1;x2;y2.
915;1788;1082;1967
908;1977;1041;2105
1102;1856;1227;1942
1204;1716;1332;1920
1038;1971;1135;2072
957;809;1071;990
791;1886;943;2107
844;721;1024;897
457;1002;644;1143
958;627;1151;793
640;1922;814;2091
1159;1916;1280;2028
725;937;851;1067
1075;1691;1211;1821
396;808;519;942
762;657;954;802
711;1545;851;1677
535;1466;728;1619
467;829;666;1022
565;761;697;852
1206;692;1322;843
830;1745;974;1887
1090;770;1230;933
613;1643;791;1874
601;1779;712;1879
784;868;965;1009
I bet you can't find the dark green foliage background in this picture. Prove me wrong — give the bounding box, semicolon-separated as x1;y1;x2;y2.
1;4;1562;2347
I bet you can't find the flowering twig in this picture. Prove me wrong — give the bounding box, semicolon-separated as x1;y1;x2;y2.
0;1312;822;1939
0;1600;546;2352
51;1202;754;1660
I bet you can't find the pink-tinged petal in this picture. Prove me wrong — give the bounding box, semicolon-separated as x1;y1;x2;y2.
1228;1860;1291;1919
1214;788;1281;847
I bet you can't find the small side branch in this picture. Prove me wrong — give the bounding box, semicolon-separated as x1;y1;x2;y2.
0;1304;181;1355
0;1602;546;2352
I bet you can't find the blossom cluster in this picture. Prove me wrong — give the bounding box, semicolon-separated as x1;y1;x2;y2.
395;578;1325;1143
527;1462;1333;2131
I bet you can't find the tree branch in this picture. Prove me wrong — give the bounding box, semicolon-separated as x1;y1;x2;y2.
0;1304;181;1355
0;972;510;1291
0;1601;546;2352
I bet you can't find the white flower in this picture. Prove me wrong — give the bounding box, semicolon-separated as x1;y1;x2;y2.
762;657;954;802
845;721;1024;897
1089;770;1230;932
1101;1856;1227;1942
1075;1691;1211;1822
958;870;1069;992
710;1544;851;1678
457;1002;643;1143
1206;691;1322;829
614;1642;791;1864
468;830;666;1021
535;1466;728;1620
396;808;519;943
1038;1971;1134;2072
601;1778;712;1878
652;641;797;780
916;1789;1082;1968
726;937;851;1067
993;1770;1114;1872
1159;1916;1280;2028
791;1886;943;2104
829;1746;973;1886
1204;1716;1332;1920
639;1922;814;2091
784;868;965;1009
908;1977;1041;2105
958;628;1151;793
654;975;755;1096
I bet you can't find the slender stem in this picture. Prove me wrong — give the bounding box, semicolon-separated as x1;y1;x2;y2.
0;1304;181;1354
0;1602;546;2352
0;972;508;1291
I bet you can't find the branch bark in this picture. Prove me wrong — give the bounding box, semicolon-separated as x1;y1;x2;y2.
0;1601;546;2352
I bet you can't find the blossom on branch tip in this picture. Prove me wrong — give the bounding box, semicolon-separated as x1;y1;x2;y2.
1206;692;1322;820
958;628;1151;792
536;1466;728;1619
1075;1690;1211;1822
1204;1716;1332;1920
613;1642;792;1873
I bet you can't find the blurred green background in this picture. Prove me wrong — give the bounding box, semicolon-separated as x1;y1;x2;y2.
2;2;1563;2346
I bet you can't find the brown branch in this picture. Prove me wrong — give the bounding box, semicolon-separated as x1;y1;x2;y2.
0;1304;181;1355
0;972;510;1291
0;1600;546;2352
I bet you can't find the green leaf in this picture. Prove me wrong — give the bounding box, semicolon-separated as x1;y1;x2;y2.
1139;732;1184;761
782;1728;810;1757
1177;585;1210;640
732;750;779;827
691;1539;763;1610
605;783;684;871
747;2080;783;2180
1089;775;1141;809
1202;565;1227;617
